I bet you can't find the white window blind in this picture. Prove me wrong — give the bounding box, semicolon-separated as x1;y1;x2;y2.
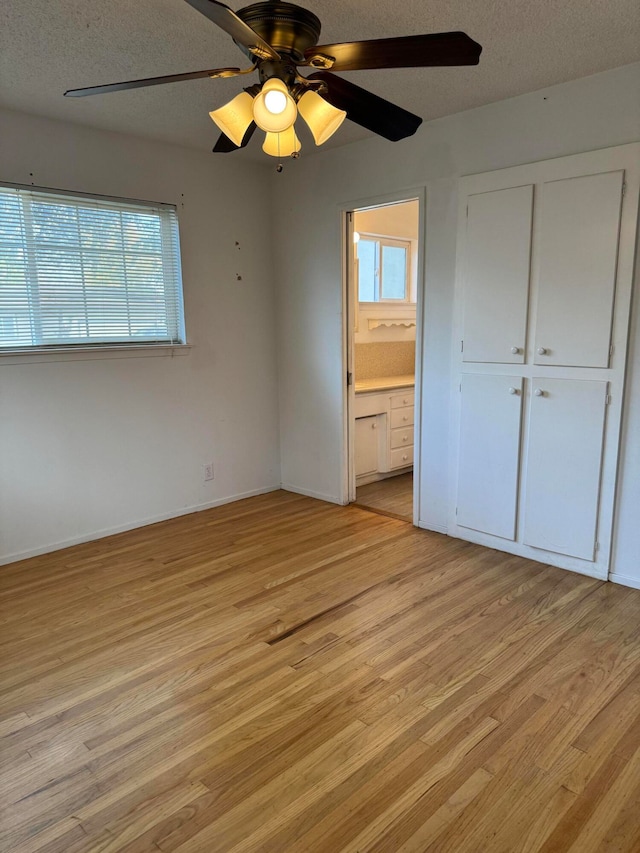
0;184;185;350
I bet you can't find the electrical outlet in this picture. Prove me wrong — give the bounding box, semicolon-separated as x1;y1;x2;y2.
203;463;214;482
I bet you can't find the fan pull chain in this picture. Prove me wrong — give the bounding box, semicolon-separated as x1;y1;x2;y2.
275;130;284;172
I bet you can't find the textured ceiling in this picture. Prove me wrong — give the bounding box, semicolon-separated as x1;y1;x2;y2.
1;0;639;162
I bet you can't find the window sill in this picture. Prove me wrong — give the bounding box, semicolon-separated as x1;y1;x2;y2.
0;343;192;366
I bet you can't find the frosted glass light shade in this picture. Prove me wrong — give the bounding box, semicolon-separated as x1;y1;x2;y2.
298;90;346;145
262;127;301;157
209;91;254;147
253;79;297;133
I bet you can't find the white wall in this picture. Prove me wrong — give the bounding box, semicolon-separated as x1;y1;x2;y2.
355;200;419;240
0;108;280;563
273;63;640;579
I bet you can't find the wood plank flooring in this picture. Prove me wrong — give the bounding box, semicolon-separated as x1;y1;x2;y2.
356;472;413;521
2;490;640;852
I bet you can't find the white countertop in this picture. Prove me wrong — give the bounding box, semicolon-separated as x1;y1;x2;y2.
355;374;415;394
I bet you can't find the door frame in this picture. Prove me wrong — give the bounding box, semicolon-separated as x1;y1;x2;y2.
340;186;427;525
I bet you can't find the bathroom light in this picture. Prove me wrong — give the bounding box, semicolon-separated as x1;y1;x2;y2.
297;90;346;146
208;91;254;147
262;126;301;157
253;78;297;134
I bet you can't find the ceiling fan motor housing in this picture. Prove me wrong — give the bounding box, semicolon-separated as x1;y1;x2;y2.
236;1;322;61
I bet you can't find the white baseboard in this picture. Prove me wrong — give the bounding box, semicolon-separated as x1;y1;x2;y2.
417;520;449;534
280;483;346;505
0;485;280;567
609;573;640;591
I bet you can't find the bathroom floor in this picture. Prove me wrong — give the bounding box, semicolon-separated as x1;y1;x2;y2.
354;471;413;522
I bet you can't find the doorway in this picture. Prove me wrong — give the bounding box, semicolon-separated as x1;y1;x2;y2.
345;197;422;523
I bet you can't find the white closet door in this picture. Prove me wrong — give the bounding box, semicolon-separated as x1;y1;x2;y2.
534;171;624;368
463;185;533;364
523;379;607;560
457;374;523;540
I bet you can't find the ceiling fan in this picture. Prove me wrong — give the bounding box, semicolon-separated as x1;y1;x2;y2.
64;0;482;159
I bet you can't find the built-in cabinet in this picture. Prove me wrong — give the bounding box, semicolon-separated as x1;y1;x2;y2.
533;172;623;369
463;185;532;364
451;143;639;581
354;416;381;478
522;378;608;561
354;389;414;482
457;374;523;541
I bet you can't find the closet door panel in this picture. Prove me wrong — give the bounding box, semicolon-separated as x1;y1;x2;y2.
534;171;623;368
523;379;607;560
457;374;523;540
463;185;533;364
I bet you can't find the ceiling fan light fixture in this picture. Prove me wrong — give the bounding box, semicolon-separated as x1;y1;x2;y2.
209;91;254;147
64;1;482;159
262;126;301;157
297;89;346;145
253;78;297;133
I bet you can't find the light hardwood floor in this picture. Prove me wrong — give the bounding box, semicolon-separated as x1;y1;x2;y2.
2;490;640;852
356;472;413;521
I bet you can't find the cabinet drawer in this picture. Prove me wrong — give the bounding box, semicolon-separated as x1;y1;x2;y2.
391;391;414;409
354;393;389;418
390;446;413;469
390;426;414;449
390;407;414;429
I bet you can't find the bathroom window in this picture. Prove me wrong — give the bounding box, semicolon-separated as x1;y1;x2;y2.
357;236;410;302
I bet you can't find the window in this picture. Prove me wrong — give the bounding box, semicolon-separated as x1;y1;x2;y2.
0;184;185;350
357;236;411;302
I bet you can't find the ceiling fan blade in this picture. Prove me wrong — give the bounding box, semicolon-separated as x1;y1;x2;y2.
212;122;257;153
305;32;481;72
64;67;245;97
307;72;421;141
183;0;280;61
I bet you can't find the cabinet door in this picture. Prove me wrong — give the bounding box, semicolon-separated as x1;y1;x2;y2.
457;374;523;540
463;185;533;364
534;171;623;368
523;379;607;560
355;416;379;476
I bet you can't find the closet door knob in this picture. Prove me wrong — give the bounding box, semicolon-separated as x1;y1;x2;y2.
537;347;548;355
371;422;377;429
511;346;520;354
534;388;544;397
508;387;518;395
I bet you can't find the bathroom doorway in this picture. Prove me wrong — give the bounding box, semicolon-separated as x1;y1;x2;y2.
345;197;422;523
